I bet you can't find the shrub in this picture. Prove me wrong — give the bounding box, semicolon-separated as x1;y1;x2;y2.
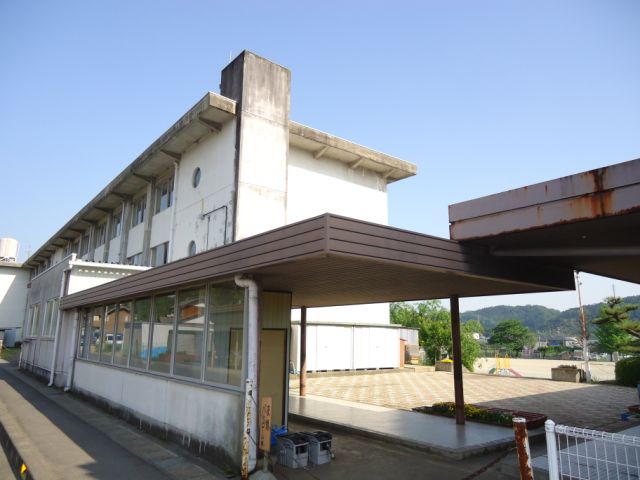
615;357;640;387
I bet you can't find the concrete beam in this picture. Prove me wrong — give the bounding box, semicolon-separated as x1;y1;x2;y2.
160;149;182;161
313;145;329;160
197;116;222;133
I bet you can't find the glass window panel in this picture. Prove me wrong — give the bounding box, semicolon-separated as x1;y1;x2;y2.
101;304;116;363
205;284;244;386
89;307;104;361
113;302;131;366
173;287;206;379
149;294;176;373
77;309;89;359
130;298;151;369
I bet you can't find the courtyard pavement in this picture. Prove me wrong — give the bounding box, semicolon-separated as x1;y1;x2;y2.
290;369;637;431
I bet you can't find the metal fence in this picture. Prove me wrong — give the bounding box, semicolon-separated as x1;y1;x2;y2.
545;420;640;479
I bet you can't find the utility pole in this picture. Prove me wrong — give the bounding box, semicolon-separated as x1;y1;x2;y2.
575;271;592;382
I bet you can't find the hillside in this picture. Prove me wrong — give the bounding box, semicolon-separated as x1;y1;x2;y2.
461;295;640;336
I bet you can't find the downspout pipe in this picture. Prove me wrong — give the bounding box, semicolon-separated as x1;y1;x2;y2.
49;263;73;387
234;274;259;475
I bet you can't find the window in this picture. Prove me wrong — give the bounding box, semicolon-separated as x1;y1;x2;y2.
130;298;151;369
192;167;201;188
113;302;131;366
205;283;244;386
101;304;117;363
72;239;80;254
149;294;175;373
188;241;197;257
155;176;174;213
151;242;169;267
132;195;146;227
77;310;89;359
96;223;107;246
174;287;206;379
43;299;58;337
111;212;122;239
127;253;144;266
29;304;41;337
88;307;104;361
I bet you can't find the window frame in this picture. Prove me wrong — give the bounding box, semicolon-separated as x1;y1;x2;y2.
132;195;146;227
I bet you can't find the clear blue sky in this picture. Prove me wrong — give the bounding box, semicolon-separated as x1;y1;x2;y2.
1;1;638;311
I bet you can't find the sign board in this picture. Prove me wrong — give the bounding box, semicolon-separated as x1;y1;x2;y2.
259;397;272;452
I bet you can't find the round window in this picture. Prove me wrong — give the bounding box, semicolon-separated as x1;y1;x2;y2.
192;167;201;188
188;241;197;256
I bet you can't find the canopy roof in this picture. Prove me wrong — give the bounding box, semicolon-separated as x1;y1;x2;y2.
449;158;640;284
61;214;573;310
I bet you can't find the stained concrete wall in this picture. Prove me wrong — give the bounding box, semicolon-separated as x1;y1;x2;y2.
73;361;242;467
221;51;291;241
171;120;237;260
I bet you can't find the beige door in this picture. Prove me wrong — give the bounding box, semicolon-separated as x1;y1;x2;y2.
259;329;287;426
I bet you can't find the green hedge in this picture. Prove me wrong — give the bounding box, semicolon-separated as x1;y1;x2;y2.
615;357;640;387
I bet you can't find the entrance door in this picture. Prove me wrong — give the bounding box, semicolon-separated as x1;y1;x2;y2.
259;329;287;426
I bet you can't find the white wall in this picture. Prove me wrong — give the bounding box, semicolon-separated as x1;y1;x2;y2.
172;120;237;261
126;223;145;258
94;244;105;262
0;265;29;331
290;324;400;371
107;236;121;263
150;207;171;248
286;146;388;224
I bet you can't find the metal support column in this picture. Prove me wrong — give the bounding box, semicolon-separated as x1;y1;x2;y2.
300;306;307;396
450;295;465;425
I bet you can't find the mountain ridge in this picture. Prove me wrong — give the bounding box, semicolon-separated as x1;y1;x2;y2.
461;295;640;336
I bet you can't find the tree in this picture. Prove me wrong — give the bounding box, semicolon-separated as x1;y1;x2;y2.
593;296;640;354
391;301;481;370
593;322;632;360
593;297;640;349
488;319;534;357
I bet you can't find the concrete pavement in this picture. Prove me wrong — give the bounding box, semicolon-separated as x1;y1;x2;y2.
290;369;637;431
0;360;227;479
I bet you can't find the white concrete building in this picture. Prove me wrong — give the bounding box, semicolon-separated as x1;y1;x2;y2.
18;52;417;472
0;238;29;344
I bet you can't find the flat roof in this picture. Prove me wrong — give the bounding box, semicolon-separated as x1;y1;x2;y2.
449;158;640;283
61;214;573;310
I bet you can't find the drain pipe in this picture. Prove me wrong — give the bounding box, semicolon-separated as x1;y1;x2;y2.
234;274;259;476
64;309;79;392
49;264;72;387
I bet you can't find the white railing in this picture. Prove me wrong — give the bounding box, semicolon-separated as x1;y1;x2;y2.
545;419;640;479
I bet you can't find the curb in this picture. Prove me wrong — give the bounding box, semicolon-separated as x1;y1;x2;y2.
289;411;543;461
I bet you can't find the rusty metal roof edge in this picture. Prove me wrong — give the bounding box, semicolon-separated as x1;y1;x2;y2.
449;157;640;223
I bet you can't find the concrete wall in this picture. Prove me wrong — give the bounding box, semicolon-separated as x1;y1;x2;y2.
0;264;29;335
126;223;145;258
73;361;242;467
171;120;237;260
287;146;388;224
221;51;290;241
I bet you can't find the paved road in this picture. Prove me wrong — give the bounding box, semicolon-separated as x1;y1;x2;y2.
0;442;16;480
0;363;225;479
291;369;636;431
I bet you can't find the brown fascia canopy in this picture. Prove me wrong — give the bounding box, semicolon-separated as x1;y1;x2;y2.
61;214;574;310
449;158;640;284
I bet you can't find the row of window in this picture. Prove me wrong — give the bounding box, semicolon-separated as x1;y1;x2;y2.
35;165;205;275
76;282;245;388
25;299;58;338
